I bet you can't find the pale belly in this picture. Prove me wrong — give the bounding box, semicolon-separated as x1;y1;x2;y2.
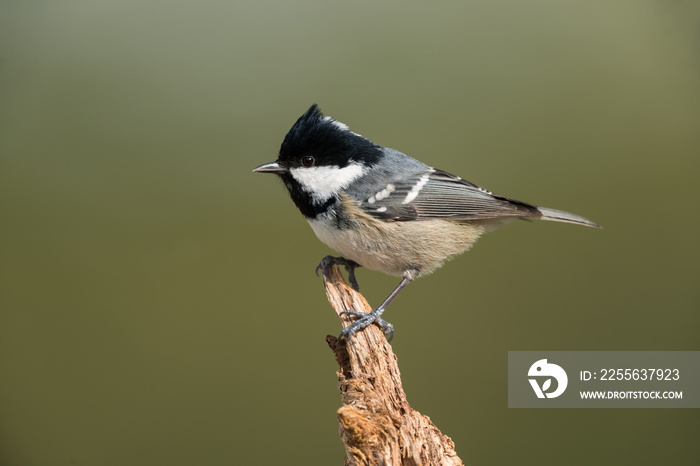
307;216;508;279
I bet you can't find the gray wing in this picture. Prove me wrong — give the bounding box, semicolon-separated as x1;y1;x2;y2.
357;168;541;222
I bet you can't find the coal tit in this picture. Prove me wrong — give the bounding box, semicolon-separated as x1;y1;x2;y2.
254;104;599;341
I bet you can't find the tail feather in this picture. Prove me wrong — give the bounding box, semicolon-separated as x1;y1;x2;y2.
537;207;601;228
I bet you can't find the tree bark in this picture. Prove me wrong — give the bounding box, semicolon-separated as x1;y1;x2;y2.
323;264;464;466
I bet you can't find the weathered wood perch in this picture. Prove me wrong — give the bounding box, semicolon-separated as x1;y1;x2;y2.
323;264;464;466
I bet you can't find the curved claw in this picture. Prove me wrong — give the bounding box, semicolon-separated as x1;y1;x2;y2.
315;255;333;278
315;255;361;291
377;319;395;342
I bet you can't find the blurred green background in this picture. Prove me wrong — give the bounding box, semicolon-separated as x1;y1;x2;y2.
1;1;699;465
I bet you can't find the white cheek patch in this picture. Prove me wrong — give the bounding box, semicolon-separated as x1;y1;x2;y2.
290;164;366;203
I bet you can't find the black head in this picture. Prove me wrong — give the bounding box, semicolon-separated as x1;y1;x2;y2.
278;104;381;170
254;105;382;218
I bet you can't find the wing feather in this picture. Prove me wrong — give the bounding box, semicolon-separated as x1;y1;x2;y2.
358;168;541;222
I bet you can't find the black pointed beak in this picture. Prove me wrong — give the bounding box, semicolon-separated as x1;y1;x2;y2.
252;161;287;174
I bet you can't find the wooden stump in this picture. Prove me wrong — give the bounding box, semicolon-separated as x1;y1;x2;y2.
323;264;464;466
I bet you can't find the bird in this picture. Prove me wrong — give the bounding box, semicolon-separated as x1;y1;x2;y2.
253;104;599;341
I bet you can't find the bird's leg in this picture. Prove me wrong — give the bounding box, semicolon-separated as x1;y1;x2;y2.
339;276;412;342
316;255;361;291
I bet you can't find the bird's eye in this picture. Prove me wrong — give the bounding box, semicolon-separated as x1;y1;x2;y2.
301;156;315;167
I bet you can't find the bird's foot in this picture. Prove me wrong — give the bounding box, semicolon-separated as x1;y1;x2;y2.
315;255;361;291
338;308;394;342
